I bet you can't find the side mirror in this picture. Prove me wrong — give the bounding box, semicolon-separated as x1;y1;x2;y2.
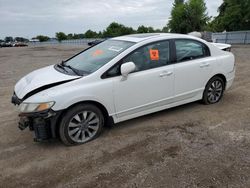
120;62;136;80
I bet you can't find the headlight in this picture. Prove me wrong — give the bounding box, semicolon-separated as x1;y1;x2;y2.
19;102;55;113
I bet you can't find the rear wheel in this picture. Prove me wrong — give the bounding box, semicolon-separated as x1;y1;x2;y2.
202;76;225;105
59;104;104;145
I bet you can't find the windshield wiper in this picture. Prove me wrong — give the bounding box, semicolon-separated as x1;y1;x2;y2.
60;61;81;76
63;64;81;76
61;60;66;66
57;63;68;72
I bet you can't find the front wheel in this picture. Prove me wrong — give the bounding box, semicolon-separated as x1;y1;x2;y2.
59;104;104;145
202;76;225;105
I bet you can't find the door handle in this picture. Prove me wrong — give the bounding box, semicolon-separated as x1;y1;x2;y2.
200;63;210;68
160;71;173;77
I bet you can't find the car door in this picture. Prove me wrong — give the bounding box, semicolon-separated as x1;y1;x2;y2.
104;40;174;119
174;39;214;100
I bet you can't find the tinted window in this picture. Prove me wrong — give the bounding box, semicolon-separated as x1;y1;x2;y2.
65;40;135;74
175;40;210;62
105;41;170;77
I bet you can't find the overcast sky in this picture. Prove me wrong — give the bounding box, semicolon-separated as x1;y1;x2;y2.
0;0;223;39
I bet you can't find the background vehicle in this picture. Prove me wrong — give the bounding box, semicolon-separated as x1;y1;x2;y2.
88;39;104;46
13;42;28;47
11;33;235;145
0;42;13;47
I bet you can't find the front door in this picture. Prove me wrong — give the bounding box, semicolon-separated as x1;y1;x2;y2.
111;40;175;119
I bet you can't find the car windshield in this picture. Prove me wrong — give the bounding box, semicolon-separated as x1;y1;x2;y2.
65;40;135;75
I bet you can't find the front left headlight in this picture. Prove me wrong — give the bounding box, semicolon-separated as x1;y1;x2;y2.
19;102;55;113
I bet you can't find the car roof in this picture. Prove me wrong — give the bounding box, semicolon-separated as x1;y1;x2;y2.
112;33;199;43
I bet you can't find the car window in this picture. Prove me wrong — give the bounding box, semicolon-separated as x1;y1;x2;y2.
175;40;209;62
105;41;170;77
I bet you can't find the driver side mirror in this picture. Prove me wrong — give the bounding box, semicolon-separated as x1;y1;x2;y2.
120;62;136;80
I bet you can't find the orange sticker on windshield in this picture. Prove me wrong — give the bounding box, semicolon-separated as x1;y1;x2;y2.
92;49;103;57
150;49;159;61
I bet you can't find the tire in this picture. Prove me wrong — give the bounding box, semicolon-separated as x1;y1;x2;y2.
202;76;225;105
59;104;104;146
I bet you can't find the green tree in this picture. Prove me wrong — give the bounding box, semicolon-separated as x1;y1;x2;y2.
210;0;250;31
154;28;163;33
167;0;186;33
185;0;210;32
162;26;169;33
56;32;67;42
175;0;184;4
148;26;155;33
73;33;85;39
167;0;209;33
137;25;156;33
84;30;98;38
97;31;103;38
5;36;14;42
103;22;135;37
36;35;50;42
121;26;135;35
137;25;149;33
67;33;74;39
15;37;29;42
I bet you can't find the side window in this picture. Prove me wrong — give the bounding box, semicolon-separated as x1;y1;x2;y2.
123;41;170;72
175;40;210;62
104;41;170;78
105;63;121;77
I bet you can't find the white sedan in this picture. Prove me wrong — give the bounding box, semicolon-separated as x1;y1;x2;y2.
11;33;235;145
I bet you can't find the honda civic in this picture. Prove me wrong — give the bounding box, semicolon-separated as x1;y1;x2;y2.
11;33;235;145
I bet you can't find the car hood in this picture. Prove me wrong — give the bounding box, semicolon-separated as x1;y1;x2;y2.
15;65;81;99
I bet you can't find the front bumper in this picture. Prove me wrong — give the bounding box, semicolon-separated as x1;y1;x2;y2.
18;110;62;142
12;93;62;142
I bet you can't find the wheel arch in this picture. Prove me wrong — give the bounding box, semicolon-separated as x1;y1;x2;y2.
53;100;114;138
202;73;226;105
209;74;227;89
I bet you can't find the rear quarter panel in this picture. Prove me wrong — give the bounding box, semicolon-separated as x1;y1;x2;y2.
207;43;235;82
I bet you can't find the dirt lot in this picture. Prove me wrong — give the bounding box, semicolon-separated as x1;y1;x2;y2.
0;45;250;188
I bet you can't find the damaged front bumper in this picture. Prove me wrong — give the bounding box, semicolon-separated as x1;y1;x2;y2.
12;92;62;142
18;110;62;142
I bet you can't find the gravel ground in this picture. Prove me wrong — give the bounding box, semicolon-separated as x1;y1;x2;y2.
0;45;250;188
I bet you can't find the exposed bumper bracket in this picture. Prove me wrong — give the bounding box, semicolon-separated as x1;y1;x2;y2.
17;110;63;142
18;118;29;130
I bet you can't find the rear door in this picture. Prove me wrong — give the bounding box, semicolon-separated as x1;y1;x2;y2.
173;39;214;100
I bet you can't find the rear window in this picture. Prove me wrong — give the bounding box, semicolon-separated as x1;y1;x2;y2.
175;40;210;62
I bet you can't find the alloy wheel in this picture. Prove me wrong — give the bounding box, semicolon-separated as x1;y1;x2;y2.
68;111;100;143
207;80;223;103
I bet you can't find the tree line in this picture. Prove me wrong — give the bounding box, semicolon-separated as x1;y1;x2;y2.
2;0;249;42
37;23;166;42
